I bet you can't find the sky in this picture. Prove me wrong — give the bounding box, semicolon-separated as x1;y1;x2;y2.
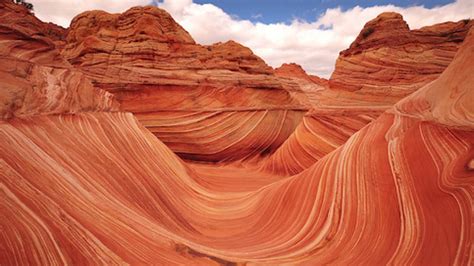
30;0;473;78
192;0;455;24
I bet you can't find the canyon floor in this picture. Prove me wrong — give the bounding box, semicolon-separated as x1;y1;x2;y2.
1;1;473;265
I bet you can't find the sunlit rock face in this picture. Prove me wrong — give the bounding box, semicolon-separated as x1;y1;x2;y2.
275;63;328;87
260;14;473;175
0;1;118;120
1;29;473;265
60;6;311;162
329;12;472;99
1;1;473;264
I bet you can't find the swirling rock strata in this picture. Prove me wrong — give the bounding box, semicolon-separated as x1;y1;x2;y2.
1;28;473;263
261;14;473;174
60;6;310;161
0;0;118;119
259;109;381;176
329;12;472;99
1;4;473;264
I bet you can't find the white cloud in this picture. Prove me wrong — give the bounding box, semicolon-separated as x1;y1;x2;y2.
31;0;473;78
32;0;149;27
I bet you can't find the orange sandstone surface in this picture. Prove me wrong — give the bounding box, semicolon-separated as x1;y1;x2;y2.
0;1;117;119
330;12;472;97
1;1;473;264
60;6;311;162
260;13;472;175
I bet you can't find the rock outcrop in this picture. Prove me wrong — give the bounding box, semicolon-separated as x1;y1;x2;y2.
1;25;473;265
329;12;472;98
1;2;473;264
275;63;328;87
61;6;310;161
0;0;117;119
261;13;473;175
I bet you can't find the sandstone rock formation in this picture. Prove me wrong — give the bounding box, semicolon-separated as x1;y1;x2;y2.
275;63;328;87
2;26;473;265
1;1;473;264
329;12;472;101
260;14;473;174
60;6;310;161
259;108;380;175
0;0;118;119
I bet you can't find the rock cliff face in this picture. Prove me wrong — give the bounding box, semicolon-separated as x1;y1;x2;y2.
261;13;473;174
0;0;117;119
1;25;473;266
1;1;473;264
329;12;472;98
61;6;310;161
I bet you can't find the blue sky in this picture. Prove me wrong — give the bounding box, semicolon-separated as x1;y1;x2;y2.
193;0;455;23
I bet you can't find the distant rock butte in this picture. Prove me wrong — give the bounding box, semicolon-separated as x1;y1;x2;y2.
329;12;472;97
62;6;302;109
275;63;328;87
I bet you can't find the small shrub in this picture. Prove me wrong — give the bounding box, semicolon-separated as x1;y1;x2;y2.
14;0;34;13
362;27;375;39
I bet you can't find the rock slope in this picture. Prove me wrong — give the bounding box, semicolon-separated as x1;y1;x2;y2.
329;12;472;100
1;2;473;264
60;6;310;161
0;0;117;119
1;25;473;265
275;63;328;87
260;14;473;174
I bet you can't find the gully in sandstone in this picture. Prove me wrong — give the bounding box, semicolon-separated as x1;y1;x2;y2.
0;0;473;264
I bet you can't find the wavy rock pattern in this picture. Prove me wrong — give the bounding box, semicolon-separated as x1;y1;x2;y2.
136;110;304;161
0;1;118;119
260;15;473;174
1;91;472;265
1;2;473;264
60;6;311;161
330;12;472;98
259;109;381;176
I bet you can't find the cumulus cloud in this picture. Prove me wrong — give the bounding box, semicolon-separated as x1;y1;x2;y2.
31;0;472;77
32;0;148;27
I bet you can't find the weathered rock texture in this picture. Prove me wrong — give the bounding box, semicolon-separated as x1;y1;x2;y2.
1;2;473;264
0;0;118;119
275;63;328;87
261;14;473;174
329;12;472;103
1;25;473;265
60;6;310;161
